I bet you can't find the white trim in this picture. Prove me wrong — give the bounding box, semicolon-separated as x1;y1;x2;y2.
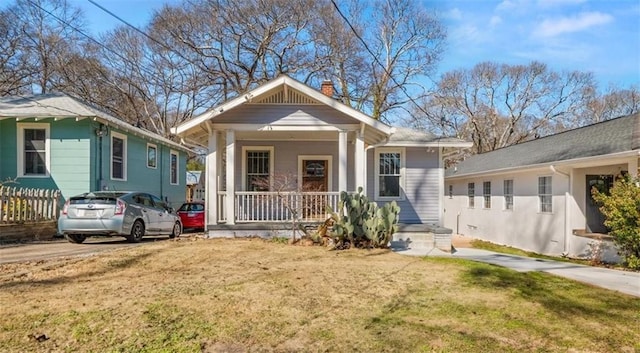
16;123;50;178
297;155;333;191
212;123;360;132
110;131;127;181
241;146;275;191
384;141;474;148
338;131;348;192
170;150;179;185
146;143;157;169
374;147;406;201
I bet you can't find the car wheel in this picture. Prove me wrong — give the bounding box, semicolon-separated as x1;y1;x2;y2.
127;220;145;243
169;222;182;239
65;234;86;244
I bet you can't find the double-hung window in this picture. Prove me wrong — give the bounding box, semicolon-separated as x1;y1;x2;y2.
375;148;404;200
483;181;491;209
467;182;475;208
504;179;513;210
538;176;552;213
147;144;157;169
170;150;179;185
243;147;273;191
111;132;127;180
17;123;50;177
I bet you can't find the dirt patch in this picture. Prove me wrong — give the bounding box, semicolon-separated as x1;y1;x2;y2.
452;233;475;248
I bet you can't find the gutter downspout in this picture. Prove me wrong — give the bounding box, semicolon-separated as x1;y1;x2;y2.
550;165;571;256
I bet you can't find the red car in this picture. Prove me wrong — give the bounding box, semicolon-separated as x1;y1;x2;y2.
177;202;205;231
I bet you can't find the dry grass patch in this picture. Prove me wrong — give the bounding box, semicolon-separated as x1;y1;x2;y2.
0;238;638;352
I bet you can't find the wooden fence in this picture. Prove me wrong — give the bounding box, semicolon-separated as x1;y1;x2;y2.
0;186;61;223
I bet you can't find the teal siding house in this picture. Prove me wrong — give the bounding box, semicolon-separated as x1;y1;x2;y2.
0;94;191;208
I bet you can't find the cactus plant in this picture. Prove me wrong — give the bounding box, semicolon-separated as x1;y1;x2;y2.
326;188;400;249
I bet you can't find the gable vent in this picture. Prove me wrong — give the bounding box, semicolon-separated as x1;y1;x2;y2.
254;87;320;105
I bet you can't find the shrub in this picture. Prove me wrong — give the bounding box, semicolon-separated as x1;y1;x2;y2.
592;175;640;269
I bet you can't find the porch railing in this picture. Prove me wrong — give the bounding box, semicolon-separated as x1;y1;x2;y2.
0;186;61;223
215;191;340;223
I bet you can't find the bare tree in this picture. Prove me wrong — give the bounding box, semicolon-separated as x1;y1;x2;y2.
412;61;596;155
581;85;640;124
0;8;31;95
12;0;86;94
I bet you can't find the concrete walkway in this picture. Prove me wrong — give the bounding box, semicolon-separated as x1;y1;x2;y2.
394;247;640;298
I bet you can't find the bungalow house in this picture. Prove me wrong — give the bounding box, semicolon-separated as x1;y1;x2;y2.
173;75;471;237
0;93;191;208
444;113;640;261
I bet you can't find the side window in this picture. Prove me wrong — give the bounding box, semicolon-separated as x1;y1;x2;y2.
246;150;270;191
467;182;475;208
111;132;127;180
538;176;552;213
483;181;491;209
150;194;166;209
147;144;157;169
17;123;50;177
375;148;404;200
170;151;179;185
504;179;514;210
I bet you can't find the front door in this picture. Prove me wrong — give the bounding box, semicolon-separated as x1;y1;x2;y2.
301;159;329;219
302;159;328;191
585;175;613;233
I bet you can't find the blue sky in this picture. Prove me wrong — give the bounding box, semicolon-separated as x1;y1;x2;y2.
71;0;639;89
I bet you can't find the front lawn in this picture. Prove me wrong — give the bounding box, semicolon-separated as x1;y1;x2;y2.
0;238;638;352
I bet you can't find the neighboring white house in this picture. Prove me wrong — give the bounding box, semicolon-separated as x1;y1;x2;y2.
173;75;471;236
444;113;640;261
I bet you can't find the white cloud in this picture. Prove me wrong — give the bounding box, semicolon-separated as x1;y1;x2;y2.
490;16;502;27
537;0;586;8
534;12;613;37
445;8;463;20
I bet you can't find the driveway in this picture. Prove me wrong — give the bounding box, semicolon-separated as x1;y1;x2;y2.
0;236;170;264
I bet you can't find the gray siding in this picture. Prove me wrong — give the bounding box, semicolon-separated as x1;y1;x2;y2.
215;104;359;125
367;147;440;224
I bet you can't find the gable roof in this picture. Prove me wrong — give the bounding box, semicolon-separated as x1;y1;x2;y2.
173;75;394;143
385;127;473;148
0;93;191;153
446;113;640;178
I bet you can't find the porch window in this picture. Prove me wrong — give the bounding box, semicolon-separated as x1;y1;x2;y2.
538;176;552;213
17;123;50;177
111;132;127;181
468;182;475;208
504;179;513;210
375;148;404;200
170;150;178;185
483;181;491;209
147;143;157;169
245;148;272;191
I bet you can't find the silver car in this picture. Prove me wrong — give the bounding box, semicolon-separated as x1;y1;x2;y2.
58;191;182;244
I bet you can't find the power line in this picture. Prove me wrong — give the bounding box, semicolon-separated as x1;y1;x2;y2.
329;0;433;123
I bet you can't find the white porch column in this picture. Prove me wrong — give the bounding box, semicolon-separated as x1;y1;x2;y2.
226;130;236;225
354;132;365;191
206;131;219;227
629;157;639;178
338;130;348;192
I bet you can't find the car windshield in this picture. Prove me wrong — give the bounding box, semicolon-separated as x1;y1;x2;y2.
69;192;128;204
178;203;204;212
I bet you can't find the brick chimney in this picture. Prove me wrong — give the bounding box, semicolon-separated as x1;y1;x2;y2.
321;80;334;97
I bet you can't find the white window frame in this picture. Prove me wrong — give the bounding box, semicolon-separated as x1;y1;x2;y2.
467;182;475;208
483;181;491;209
170;150;179;185
297;155;333;191
147;143;157;169
110;131;127;181
374;147;405;201
538;176;552;213
503;179;514;211
241;146;274;191
17;123;51;178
